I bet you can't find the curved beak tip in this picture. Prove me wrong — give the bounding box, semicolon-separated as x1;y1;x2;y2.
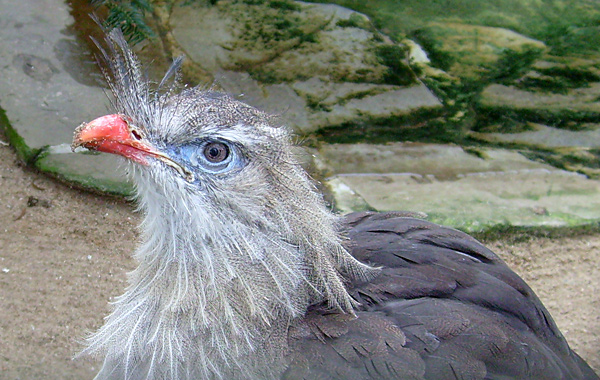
71;114;150;165
72;114;131;151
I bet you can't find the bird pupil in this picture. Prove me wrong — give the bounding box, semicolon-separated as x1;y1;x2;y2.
204;142;229;163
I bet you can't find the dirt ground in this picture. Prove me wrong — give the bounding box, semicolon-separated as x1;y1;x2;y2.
0;139;598;379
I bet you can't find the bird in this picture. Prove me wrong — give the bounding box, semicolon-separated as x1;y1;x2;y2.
72;29;599;380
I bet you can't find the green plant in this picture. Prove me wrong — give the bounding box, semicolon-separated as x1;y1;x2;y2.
90;0;156;44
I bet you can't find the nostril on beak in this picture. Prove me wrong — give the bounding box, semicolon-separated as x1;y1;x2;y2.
130;129;142;140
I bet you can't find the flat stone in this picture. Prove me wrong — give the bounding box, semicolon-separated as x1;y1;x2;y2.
215;71;313;133
291;78;392;107
479;83;600;115
474;123;600;148
170;0;441;134
0;0;135;196
318;142;555;178
36;146;133;197
322;143;600;231
169;4;236;73
307;84;441;131
171;1;391;82
213;60;440;136
416;22;546;79
2;0;598;237
0;0;108;158
326;176;373;214
404;39;430;64
330;170;600;232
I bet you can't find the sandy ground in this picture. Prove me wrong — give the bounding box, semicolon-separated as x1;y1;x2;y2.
0;139;598;379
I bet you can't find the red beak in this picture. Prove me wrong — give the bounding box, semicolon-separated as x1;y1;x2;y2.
72;114;193;180
72;114;154;165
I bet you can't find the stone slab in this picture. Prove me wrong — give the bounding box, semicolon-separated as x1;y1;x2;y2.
318;142;556;178
0;0;135;196
474;123;600;148
329;170;600;232
170;0;441;134
0;0;108;157
309;84;440;131
479;83;600;115
322;144;600;231
36;146;133;197
1;0;599;235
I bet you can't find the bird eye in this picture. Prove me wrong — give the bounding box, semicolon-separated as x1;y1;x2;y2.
203;142;229;163
169;139;240;177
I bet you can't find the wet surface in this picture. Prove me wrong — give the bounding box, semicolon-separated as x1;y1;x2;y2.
13;54;59;83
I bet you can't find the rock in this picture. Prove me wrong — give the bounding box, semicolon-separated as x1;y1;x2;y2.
214;71;313;132
473;123;600;149
0;0;130;195
304;83;441;132
0;0;108;160
2;0;599;235
318;142;553;178
320;143;600;232
172;1;390;83
170;0;441;134
326;176;373;214
476;82;600;135
412;22;546;79
404;39;430;65
36;146;133;197
291;78;392;109
331;169;600;232
477;83;600;126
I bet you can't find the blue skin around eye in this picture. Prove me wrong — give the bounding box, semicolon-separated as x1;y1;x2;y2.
167;141;242;175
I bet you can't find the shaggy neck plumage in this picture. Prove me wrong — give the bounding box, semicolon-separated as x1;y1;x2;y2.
85;162;376;380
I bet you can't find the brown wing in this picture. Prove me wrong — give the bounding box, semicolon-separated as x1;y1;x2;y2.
284;212;598;380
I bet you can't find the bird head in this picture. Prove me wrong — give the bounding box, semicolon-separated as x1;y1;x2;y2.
73;29;376;323
73;84;300;243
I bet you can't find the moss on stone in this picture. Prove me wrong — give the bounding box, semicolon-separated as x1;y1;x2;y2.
472;221;600;242
336;13;371;30
485;46;543;83
0;106;37;163
462;146;489;159
314;109;454;145
305;0;600;59
517;65;600;94
520;148;600;179
410;27;456;71
373;44;417;86
206;1;409;86
475;105;600;132
268;0;301;11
